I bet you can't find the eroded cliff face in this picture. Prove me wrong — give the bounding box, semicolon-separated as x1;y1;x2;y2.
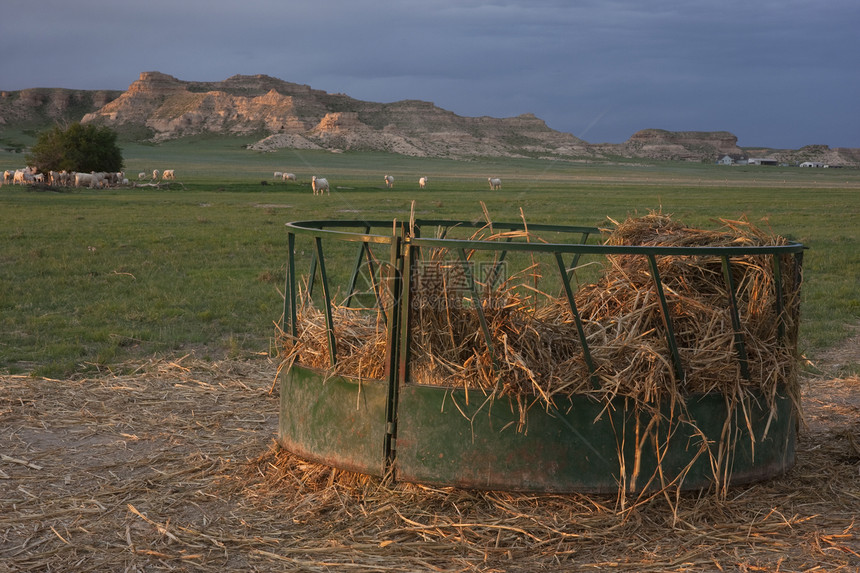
597;129;744;161
81;72;313;140
78;72;587;158
4;72;857;164
0;88;121;126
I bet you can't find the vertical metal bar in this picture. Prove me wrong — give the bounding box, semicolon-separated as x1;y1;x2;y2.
721;255;750;380
773;254;785;343
344;225;371;307
457;248;498;371
307;248;318;299
361;246;389;323
554;252;598;388
794;251;804;292
285;231;298;338
491;237;513;286
647;254;685;383
383;230;403;471
314;236;337;367
398;240;415;385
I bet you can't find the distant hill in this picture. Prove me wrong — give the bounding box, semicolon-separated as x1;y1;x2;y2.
2;71;857;166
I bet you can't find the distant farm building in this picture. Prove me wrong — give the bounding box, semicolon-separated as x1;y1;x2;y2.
799;161;825;168
718;154;747;165
747;158;779;166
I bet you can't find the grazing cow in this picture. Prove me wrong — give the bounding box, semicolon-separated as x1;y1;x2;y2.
384;174;394;188
138;172;146;180
488;177;502;190
152;169;160;180
311;176;329;195
274;171;283;179
282;173;296;181
419;176;428;189
162;169;175;180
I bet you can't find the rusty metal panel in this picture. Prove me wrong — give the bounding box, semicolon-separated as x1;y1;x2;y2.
394;385;796;493
278;365;388;476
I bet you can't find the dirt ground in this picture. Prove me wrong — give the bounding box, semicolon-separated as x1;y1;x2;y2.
1;337;858;572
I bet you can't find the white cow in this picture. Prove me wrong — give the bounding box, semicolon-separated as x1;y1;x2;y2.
282;172;296;181
274;171;283;179
75;172;97;188
419;176;428;189
311;176;329;195
92;172;108;188
488;177;502;190
152;169;160;180
138;172;146;180
13;170;31;185
162;169;175;180
384;174;394;188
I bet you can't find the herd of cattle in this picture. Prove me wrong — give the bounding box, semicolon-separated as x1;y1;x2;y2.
380;175;431;189
282;172;431;194
2;167;177;188
275;172;501;193
3;166;503;192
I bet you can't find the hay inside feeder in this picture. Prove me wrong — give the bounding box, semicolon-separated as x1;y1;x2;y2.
282;213;800;407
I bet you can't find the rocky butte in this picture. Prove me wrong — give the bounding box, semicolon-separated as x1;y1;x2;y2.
3;71;858;166
78;72;588;159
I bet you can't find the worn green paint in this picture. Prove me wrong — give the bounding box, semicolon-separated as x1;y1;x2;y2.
278;365;388;477
394;385;796;493
278;365;797;492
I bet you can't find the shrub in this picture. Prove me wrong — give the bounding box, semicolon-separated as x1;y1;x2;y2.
27;122;124;173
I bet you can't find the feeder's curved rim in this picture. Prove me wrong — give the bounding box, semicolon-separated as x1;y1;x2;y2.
285;218;806;256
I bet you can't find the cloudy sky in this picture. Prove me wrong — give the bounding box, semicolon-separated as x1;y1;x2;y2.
3;0;858;148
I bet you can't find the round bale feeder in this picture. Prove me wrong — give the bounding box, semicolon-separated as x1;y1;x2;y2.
277;215;804;494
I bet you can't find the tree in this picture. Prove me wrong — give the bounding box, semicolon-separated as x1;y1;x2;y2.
28;122;124;174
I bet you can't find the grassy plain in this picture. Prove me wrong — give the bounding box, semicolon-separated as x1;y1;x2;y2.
2;137;858;377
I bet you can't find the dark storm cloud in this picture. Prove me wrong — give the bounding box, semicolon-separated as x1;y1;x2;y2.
2;0;857;147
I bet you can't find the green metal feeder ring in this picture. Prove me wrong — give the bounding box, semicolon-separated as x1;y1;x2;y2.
279;365;796;493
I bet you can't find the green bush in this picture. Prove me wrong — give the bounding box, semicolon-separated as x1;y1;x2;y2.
27;122;124;173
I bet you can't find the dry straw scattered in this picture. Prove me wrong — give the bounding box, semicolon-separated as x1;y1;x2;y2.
1;357;857;571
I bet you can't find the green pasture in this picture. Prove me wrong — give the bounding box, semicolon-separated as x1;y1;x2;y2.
1;138;858;377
